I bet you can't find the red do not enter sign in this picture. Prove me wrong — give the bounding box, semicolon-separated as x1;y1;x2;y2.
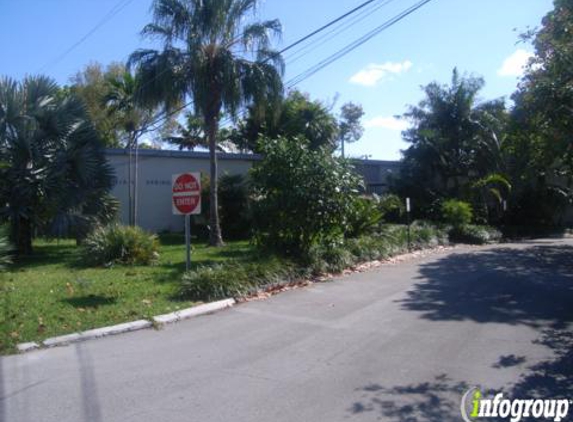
172;172;201;215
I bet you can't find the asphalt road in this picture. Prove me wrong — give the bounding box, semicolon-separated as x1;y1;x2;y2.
2;239;572;422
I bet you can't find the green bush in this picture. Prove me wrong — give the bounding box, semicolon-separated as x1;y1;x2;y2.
448;224;502;244
180;222;451;301
378;194;405;223
82;225;159;266
0;225;12;270
345;197;383;238
307;242;356;275
441;199;473;227
219;174;252;240
180;258;302;301
251;136;363;256
193;174;252;240
308;223;449;274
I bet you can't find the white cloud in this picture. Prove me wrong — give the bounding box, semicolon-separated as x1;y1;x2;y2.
497;49;534;77
349;60;413;86
364;116;408;131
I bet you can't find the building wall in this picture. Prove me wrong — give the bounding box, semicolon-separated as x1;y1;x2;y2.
106;149;400;232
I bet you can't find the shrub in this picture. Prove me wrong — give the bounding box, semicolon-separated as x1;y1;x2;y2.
180;222;452;301
345;197;383;238
193;174;252;240
0;225;12;270
250;136;363;256
82;225;159;266
219;174;252;240
378;194;405;223
441;199;473;227
307;242;356;275
180;258;302;301
448;224;502;245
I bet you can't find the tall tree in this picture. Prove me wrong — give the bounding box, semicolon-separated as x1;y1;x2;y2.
166;111;236;152
395;69;509;216
69;62;126;147
0;76;114;255
103;71;163;226
337;102;364;158
232;89;338;152
512;0;573;180
129;0;284;246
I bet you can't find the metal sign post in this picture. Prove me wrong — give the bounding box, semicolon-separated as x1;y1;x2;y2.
406;197;411;251
172;172;202;272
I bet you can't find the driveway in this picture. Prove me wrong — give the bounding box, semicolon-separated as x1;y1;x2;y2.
2;239;572;422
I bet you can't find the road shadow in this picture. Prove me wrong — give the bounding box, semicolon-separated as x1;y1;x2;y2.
348;243;573;421
398;244;573;327
347;330;572;421
510;328;573;399
348;374;471;422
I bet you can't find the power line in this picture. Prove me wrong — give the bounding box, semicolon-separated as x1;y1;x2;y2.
146;0;395;129
217;0;434;128
287;0;434;87
38;0;134;73
284;0;398;65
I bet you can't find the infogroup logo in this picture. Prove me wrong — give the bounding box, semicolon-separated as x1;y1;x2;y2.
461;387;571;422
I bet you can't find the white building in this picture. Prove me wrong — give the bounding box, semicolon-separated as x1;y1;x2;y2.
106;148;400;232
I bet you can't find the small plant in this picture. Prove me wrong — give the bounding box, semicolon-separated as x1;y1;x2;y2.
0;225;12;271
180;258;302;301
82;225;159;266
345;197;383;238
378;194;405;223
449;224;502;245
441;199;473;227
219;174;252;240
307;242;356;275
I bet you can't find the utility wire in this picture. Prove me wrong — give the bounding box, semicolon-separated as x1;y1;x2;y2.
145;0;395;129
216;0;433;129
284;0;397;65
287;0;434;87
38;0;134;73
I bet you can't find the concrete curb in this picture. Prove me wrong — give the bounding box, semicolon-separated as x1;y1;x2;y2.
42;320;152;348
17;342;40;353
17;299;236;353
153;299;236;325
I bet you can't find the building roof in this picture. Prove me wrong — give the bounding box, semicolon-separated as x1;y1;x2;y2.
105;148;400;166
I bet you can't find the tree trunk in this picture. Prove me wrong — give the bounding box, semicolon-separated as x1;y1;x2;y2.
207;115;224;247
15;216;32;255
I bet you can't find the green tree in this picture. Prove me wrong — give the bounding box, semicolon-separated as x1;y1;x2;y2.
232;90;338;152
395;69;509;217
103;71;164;226
69;62;126;147
0;76;114;255
337;102;364;158
251;136;363;256
129;0;284;247
514;0;573;177
166;111;236;152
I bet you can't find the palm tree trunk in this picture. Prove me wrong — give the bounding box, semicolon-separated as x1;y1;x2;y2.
127;142;133;226
207;115;224;247
15;216;32;255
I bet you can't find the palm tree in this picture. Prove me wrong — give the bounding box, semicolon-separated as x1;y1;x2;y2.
402;69;506;195
103;70;159;226
0;76;114;255
129;0;284;246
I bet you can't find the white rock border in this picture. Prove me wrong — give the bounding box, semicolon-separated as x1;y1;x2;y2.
16;298;236;353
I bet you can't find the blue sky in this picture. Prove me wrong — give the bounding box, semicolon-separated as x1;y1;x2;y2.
0;0;554;159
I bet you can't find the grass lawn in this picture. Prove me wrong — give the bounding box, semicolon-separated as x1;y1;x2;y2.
0;234;254;353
